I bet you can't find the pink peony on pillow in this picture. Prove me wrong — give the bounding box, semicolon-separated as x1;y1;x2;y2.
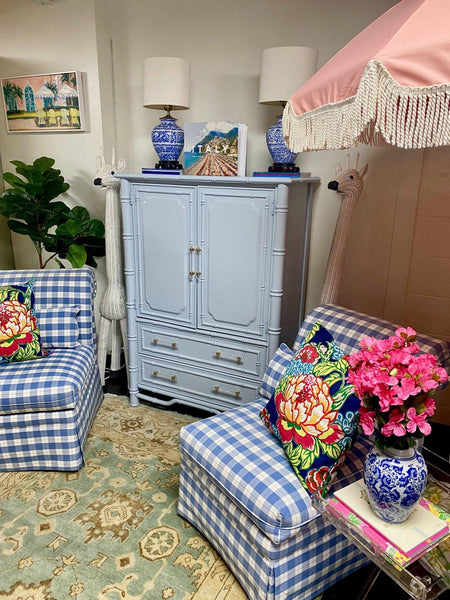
0;280;49;364
260;322;360;495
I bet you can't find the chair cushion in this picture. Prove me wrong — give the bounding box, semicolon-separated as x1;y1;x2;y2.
37;305;81;348
0;280;48;365
0;345;96;414
260;322;360;493
180;398;369;546
259;343;294;399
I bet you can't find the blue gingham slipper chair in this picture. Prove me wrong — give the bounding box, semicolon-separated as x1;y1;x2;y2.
0;268;104;471
178;304;450;600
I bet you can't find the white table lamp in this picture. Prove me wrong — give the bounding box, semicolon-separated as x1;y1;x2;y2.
143;56;191;170
259;46;317;172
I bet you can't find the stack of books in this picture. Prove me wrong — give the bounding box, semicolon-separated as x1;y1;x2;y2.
141;168;183;175
252;171;312;178
327;479;450;568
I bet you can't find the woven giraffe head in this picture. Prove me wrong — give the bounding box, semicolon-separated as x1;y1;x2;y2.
328;154;368;197
94;148;126;188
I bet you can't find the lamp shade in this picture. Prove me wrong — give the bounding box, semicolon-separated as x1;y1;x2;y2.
143;56;191;110
259;46;318;105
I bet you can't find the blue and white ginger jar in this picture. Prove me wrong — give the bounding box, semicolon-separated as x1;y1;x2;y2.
151;116;184;163
266;115;297;164
363;445;427;523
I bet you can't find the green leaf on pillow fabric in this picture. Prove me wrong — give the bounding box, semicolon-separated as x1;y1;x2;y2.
319;439;342;459
304;320;322;343
285;443;317;471
332;384;358;410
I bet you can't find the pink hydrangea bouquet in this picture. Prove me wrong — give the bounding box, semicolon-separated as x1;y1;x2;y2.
347;327;449;451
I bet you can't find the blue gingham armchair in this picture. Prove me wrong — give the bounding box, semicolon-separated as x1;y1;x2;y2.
0;268;104;471
178;304;450;600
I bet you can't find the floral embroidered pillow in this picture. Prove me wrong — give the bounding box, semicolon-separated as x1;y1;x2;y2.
260;322;360;494
0;281;49;364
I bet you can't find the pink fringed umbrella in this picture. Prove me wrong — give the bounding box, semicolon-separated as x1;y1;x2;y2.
283;0;450;151
282;0;450;304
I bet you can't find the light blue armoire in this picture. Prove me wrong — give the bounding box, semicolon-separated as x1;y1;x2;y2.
117;174;317;410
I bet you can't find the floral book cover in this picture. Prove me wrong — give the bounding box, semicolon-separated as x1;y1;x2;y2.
183;121;247;176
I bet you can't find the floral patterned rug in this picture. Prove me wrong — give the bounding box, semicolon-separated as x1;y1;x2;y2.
0;394;247;600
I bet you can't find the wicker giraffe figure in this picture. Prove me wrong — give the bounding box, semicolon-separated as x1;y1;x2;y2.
94;149;128;385
321;155;368;304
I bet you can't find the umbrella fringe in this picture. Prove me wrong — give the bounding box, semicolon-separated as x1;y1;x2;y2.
283;60;450;151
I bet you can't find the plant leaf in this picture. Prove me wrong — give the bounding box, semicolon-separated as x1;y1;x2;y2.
66;244;87;268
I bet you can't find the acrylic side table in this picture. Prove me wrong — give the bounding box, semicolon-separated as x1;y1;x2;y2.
313;473;450;600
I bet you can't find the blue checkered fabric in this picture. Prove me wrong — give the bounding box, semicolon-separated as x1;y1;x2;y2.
259;343;294;400
0;268;97;347
0;359;102;471
179;399;370;600
178;304;450;600
0;347;96;413
0;268;103;471
294;304;450;372
37;305;81;348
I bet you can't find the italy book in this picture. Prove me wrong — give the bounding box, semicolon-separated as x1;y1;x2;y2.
328;478;450;567
183;121;247;176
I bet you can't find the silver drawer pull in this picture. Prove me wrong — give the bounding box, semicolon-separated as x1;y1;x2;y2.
152;339;178;350
212;385;241;399
195;248;201;279
152;370;177;383
214;351;243;365
188;247;195;279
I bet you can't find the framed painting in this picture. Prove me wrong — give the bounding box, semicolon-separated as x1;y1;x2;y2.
1;70;86;132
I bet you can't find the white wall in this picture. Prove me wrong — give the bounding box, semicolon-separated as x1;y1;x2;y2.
108;0;397;172
106;0;398;313
0;0;108;296
0;0;408;317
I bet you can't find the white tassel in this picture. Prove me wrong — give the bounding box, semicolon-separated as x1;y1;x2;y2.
283;60;450;151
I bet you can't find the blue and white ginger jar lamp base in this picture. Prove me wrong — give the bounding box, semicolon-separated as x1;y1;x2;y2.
363;445;427;523
151;116;184;170
266;115;299;173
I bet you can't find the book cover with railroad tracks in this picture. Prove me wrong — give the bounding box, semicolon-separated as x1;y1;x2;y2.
184;121;247;176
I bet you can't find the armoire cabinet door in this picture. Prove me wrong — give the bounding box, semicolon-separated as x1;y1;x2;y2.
198;187;272;338
135;185;196;326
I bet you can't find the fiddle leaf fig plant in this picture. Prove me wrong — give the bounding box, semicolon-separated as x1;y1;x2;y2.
0;156;105;269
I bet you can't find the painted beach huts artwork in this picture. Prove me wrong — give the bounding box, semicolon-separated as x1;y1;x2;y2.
2;71;85;132
184;121;247;176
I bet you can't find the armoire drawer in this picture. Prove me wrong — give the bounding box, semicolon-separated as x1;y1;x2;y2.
138;356;259;410
138;323;267;378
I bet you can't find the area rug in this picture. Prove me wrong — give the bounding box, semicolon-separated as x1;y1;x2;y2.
0;394;247;600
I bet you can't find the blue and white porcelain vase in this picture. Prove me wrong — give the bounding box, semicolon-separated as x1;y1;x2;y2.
151;116;184;164
266;115;297;165
363;445;427;523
